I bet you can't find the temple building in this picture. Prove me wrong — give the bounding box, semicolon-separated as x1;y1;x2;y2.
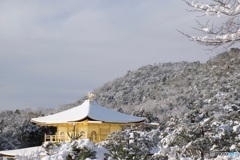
31;94;145;143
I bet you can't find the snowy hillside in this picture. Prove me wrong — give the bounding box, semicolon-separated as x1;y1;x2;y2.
64;48;240;123
0;48;240;159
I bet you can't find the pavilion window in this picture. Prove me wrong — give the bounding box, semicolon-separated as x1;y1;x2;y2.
60;132;65;142
80;131;85;138
91;131;97;141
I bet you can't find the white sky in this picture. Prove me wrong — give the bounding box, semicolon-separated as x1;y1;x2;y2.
0;0;218;110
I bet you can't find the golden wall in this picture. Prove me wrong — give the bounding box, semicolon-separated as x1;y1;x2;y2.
54;121;123;143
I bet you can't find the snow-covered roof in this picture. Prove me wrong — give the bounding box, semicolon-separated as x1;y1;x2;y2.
31;100;145;125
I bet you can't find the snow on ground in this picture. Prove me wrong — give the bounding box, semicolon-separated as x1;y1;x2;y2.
0;146;45;157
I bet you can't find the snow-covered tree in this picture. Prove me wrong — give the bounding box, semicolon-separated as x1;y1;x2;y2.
67;140;96;160
102;128;158;160
41;139;107;160
42;141;61;156
0;109;56;150
153;107;240;160
182;0;240;50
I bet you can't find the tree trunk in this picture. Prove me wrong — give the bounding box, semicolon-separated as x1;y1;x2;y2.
200;149;204;160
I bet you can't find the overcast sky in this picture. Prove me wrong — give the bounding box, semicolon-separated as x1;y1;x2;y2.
0;0;218;110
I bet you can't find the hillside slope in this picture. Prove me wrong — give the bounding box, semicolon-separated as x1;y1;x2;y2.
69;48;240;121
0;49;239;153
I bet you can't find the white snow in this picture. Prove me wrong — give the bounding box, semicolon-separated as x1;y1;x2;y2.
233;125;240;132
203;28;210;32
230;144;236;150
0;146;44;157
31;100;145;124
129;132;134;139
236;5;240;12
222;34;230;40
41;139;108;160
200;117;211;126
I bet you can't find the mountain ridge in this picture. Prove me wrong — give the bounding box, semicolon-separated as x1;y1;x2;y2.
65;48;240;122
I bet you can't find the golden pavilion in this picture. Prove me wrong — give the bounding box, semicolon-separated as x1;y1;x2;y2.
31;94;145;143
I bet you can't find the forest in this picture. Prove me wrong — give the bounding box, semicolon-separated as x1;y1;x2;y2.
1;0;240;159
0;48;239;159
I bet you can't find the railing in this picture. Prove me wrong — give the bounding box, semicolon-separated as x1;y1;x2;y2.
44;132;109;143
44;134;66;142
44;132;86;142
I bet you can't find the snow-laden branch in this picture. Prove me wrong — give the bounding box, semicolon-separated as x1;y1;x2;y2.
182;0;240;50
190;28;240;45
184;0;240;16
